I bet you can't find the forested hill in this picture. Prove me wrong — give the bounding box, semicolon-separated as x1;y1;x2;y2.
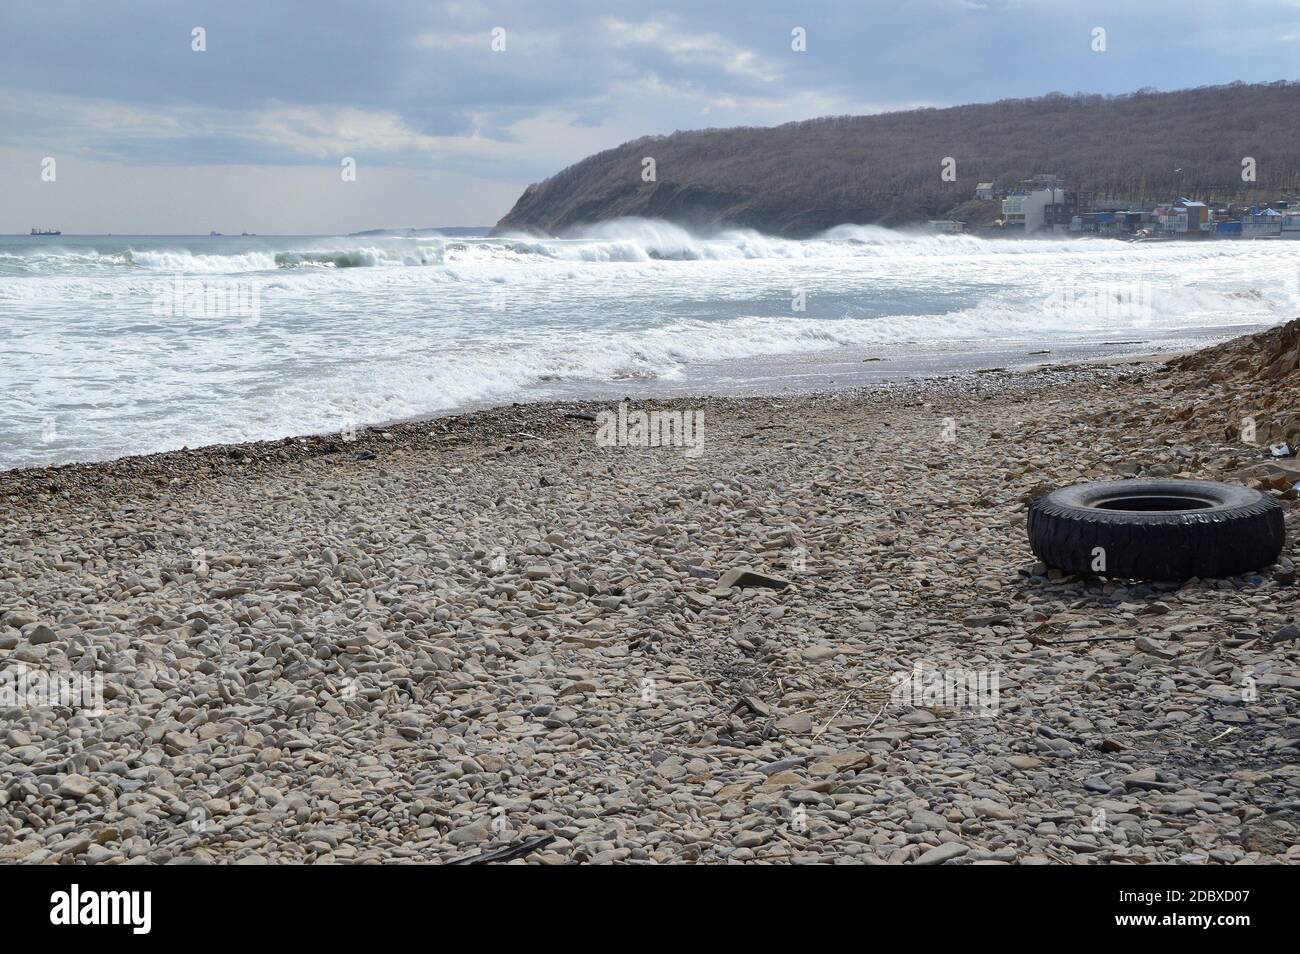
493;82;1300;238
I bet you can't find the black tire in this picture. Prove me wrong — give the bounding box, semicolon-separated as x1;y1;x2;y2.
1028;479;1285;581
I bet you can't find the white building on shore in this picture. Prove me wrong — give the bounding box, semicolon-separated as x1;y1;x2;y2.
1002;186;1065;234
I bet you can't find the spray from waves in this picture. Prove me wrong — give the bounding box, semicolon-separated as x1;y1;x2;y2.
513;218;871;261
502;217;1257;264
3;224;860;274
274;246;450;268
135;243;472;271
6;220;1281;278
3;245;448;275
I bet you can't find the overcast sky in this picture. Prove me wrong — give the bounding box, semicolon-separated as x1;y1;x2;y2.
3;0;1298;234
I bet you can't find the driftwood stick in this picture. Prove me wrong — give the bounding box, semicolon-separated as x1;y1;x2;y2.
447;834;556;865
1025;632;1175;646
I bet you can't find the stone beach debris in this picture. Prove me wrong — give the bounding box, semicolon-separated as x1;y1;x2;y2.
0;326;1298;864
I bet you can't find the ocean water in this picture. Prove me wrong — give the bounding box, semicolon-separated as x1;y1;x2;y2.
2;219;1298;471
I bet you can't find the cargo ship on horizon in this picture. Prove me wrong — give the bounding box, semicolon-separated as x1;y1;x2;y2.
30;227;62;236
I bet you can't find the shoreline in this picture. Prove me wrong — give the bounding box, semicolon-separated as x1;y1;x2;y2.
5;317;1267;479
1;353;1169;492
0;330;1216;486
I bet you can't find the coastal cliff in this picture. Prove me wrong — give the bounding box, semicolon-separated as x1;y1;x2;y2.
494;82;1300;238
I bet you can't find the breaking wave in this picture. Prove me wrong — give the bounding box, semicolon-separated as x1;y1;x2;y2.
7;219;1283;278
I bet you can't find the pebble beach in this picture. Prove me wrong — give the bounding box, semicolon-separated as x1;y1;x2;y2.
2;334;1298;865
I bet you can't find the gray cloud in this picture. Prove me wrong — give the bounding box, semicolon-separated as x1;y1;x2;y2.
2;0;1298;231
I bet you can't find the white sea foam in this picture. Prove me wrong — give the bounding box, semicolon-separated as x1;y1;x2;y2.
2;220;1298;468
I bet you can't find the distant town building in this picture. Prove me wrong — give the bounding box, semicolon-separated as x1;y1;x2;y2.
927;220;965;234
1175;198;1212;234
974;171;1296;241
1044;191;1085;232
1243;207;1283;238
1071;210;1144;235
1002;186;1065;234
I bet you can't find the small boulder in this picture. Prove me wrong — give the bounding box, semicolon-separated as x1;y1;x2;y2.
712;567;790;595
58;775;94;800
